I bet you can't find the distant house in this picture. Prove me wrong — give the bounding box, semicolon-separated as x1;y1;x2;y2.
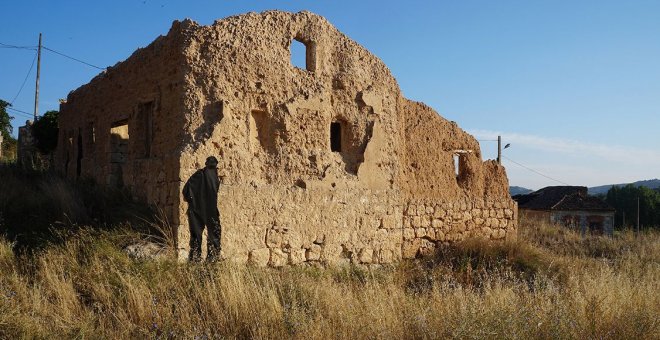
513;186;615;235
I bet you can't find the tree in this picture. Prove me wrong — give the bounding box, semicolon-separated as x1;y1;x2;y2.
32;110;59;154
1;99;17;160
606;185;660;229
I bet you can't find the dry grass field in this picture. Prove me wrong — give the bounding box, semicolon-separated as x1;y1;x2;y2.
0;223;657;339
0;164;658;339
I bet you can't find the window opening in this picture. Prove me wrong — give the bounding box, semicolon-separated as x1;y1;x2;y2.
330;122;342;152
109;120;129;188
86;122;95;145
290;37;315;71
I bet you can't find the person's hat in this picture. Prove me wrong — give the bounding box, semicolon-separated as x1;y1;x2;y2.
205;156;219;167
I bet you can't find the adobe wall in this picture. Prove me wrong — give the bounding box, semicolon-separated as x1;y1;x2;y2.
53;10;516;264
54;21;193;224
174;11;517;264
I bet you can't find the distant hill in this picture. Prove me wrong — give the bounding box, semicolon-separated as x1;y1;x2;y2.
510;186;533;196
588;179;660;195
510;179;660;197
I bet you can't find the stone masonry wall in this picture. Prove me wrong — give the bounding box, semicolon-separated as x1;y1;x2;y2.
217;186;401;266
212;187;517;267
401;198;517;260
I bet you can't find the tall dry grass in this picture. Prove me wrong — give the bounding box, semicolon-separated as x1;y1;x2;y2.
0;221;658;339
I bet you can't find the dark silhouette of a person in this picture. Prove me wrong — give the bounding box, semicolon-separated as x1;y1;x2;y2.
183;156;221;262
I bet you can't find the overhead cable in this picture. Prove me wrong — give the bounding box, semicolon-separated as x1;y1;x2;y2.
7;106;34;117
0;42;36;50
10;50;38;104
502;155;571;186
42;46;105;70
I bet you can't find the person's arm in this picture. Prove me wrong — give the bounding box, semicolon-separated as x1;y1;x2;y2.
182;181;191;202
183;170;201;204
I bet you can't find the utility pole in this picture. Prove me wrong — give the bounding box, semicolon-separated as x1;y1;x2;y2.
33;33;42;121
497;135;502;165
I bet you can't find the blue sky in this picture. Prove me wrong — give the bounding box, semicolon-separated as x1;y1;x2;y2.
1;1;659;189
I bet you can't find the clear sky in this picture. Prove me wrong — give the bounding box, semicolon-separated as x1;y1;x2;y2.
1;0;659;189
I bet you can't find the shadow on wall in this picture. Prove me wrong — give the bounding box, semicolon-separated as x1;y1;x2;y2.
250;109;278;154
332;118;374;175
192;101;224;145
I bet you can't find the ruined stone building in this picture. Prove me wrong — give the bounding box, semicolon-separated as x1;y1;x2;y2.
514;186;614;236
54;11;517;265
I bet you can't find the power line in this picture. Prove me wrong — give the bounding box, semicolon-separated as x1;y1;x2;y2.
502;155;571;186
10;50;38;104
7;106;34;118
0;42;37;50
42;46;105;70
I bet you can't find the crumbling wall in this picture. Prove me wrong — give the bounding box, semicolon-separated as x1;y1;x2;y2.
55;10;516;264
175;11;516;263
54;20;196;226
398;100;510;200
175;11;403;260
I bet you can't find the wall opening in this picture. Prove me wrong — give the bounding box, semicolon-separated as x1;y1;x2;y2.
65;130;73;176
86;122;95;147
135;101;154;158
454;152;472;187
109;120;129;188
330;122;342;152
290;37;316;72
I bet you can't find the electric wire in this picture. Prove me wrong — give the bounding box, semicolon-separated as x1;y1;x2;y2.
7;107;34;118
0;42;36;50
502;155;571;186
10;50;38;104
42;46;105;70
2;41;104;123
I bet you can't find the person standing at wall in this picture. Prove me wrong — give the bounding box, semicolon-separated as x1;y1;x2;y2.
183;156;222;262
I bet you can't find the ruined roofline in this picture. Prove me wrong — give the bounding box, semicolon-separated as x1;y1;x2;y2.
64;10;400;107
62;18;196;105
202;10;399;89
